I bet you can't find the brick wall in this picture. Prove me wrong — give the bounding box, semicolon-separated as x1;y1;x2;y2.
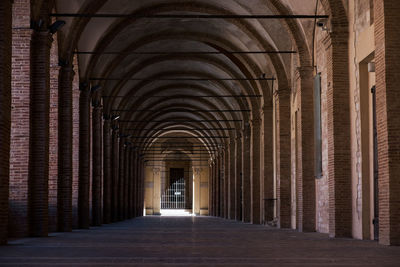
0;0;12;245
9;0;31;238
48;29;59;233
72;54;80;228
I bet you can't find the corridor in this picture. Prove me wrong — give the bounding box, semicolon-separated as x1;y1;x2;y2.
1;217;399;266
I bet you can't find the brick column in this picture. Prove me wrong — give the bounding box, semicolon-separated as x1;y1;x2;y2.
124;142;130;219
251;116;262;224
275;90;291;228
374;0;400;246
0;0;12;245
111;127;119;221
211;161;214;217
228;139;236;219
102;116;111;224
128;147;135;218
91;102;102;226
28;28;52;237
296;66;316;232
263;104;274;223
242;124;251;223
224;146;229;218
216;153;221;217
78;84;90;229
235;131;242;221
118;136;125;220
9;1;31;238
323;31;352;238
133;150;138;217
57;64;74;232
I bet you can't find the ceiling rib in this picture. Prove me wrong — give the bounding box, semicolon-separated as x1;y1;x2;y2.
50;13;328;19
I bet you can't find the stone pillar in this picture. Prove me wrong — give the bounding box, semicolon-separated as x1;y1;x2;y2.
57;64;75;232
103;117;112;224
251;115;262;224
118;136;125;220
235;131;242;221
295;67;316;232
78;83;90;229
28;28;52;237
323;31;352;238
242;124;251;223
111;127;119;221
228;139;236;219
374;0;400;246
263;104;274;223
275;90;291;228
92;102;102;226
0;0;12;244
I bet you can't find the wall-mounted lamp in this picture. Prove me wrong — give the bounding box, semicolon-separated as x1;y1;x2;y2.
49;20;66;34
112;115;120;121
316;18;330;32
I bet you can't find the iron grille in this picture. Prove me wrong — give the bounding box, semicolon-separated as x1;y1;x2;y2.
161;178;186;209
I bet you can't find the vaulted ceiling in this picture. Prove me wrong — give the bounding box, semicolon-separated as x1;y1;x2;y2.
52;0;320;156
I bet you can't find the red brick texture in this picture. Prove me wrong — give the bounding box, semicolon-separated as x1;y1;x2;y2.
228;139;235;219
118;136;125;221
57;65;75;232
296;67;316;232
111;128;119;222
48;30;59;233
374;0;400;246
242;126;251;223
72;56;80;229
92;105;102;226
235;131;242;221
263;104;274;223
0;0;12;245
28;29;52;237
103;118;112;224
275;90;291;228
251;117;262;224
78;87;90;229
323;31;352;238
9;0;31;238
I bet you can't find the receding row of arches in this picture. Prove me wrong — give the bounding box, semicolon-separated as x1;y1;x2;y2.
0;0;399;246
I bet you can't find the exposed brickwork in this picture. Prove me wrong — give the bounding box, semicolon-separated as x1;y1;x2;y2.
92;105;102;226
263;104;274;223
323;30;352;238
228;139;235;219
123;144;130;219
118;136;125;221
111;128;119;222
57;64;74;232
8;0;31;238
102;119;111;224
275;90;291;228
296;67;316;232
374;0;400;246
78;87;90;229
0;0;12;245
28;29;52;237
48;29;59;233
72;55;80;229
251;117;262;224
235;131;242;221
242;126;251;223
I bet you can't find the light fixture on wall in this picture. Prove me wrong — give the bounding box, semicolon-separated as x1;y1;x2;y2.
112;115;120;121
316;18;330;32
49;20;66;34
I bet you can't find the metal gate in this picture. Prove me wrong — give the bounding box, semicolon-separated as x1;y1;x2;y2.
161;177;186;209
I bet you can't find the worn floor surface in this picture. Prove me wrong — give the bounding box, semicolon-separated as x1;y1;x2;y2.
0;216;399;266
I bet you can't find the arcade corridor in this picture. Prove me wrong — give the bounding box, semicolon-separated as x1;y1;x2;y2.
1;0;400;265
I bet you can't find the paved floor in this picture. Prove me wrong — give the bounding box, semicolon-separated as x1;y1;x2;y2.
1;216;400;266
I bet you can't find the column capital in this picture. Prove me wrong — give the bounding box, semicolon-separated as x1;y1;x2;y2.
295;66;314;81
